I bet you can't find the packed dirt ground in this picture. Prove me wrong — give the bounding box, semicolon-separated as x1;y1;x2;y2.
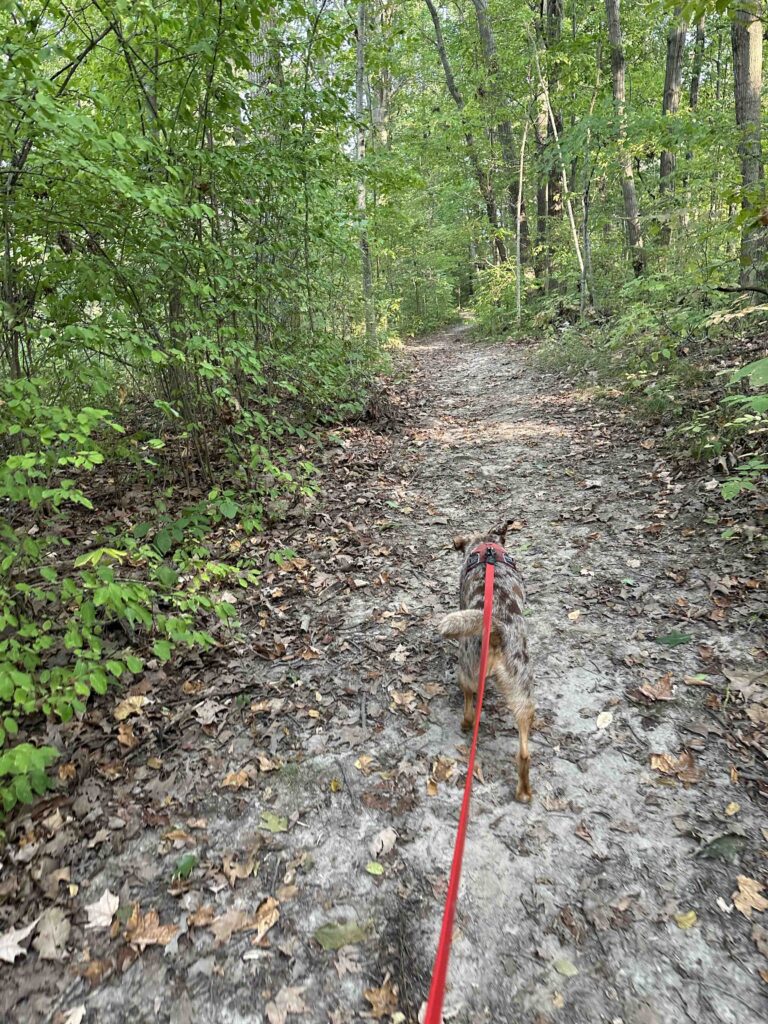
2;326;767;1024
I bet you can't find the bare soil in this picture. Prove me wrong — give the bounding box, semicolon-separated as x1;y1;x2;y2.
2;326;767;1024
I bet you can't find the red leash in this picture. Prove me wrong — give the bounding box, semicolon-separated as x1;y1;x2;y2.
424;549;496;1024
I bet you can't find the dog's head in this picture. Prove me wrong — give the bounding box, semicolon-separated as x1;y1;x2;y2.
452;520;517;555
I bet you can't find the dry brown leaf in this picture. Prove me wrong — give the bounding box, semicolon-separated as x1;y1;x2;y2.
32;908;70;961
188;905;215;928
567;610;581;622
335;945;362;978
265;985;307;1024
124;905;178;949
221;768;254;790
752;923;768;958
209;909;257;946
364;973;399;1019
431;755;457;783
354;754;375;775
113;695;149;721
639;674;674;701
251;896;280;945
650;751;703;784
0;919;38;964
116;721;138;749
84;889;119;930
257;752;282;772
426;778;438;797
732;876;768;919
222;854;256;888
276;883;299;902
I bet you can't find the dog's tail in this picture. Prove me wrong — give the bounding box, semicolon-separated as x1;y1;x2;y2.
438;610;506;646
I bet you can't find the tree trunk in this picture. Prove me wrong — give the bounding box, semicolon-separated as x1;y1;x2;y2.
731;1;766;289
604;0;645;274
659;11;687;245
424;0;506;263
356;3;376;344
690;17;705;111
470;0;529;260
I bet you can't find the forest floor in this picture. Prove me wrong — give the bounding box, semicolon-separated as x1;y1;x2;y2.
2;326;767;1024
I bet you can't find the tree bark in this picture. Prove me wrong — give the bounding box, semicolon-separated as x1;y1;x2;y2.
659;11;687;245
470;0;529;260
731;1;766;289
689;17;705;111
356;3;376;344
424;0;506;263
604;0;645;274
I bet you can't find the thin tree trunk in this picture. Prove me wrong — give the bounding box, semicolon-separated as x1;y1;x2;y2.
424;0;506;263
531;36;585;287
731;1;766;289
516;121;529;325
659;10;687;245
681;16;705;229
604;0;645;274
470;0;529;260
356;2;376;344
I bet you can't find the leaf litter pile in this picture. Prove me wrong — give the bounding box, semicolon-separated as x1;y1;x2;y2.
1;326;767;1023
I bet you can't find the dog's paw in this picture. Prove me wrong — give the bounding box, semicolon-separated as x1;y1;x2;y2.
515;786;532;805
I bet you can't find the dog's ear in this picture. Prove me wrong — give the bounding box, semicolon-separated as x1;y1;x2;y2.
453;535;471;552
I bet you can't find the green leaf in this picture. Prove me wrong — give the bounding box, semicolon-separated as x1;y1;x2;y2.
313;920;369;950
155;565;179;588
172;853;198;880
125;655;143;674
258;810;288;833
365;860;384;876
553;958;579;977
654;631;692;647
218;498;238;520
153;639;172;661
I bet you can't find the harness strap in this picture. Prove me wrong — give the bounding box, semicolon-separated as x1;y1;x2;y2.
424;548;496;1024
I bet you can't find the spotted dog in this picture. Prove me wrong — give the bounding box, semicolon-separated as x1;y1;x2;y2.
438;521;534;803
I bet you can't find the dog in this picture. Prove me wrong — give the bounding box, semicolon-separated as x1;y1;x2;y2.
438;521;534;803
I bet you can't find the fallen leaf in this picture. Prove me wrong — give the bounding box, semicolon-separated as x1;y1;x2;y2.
426;778;438;797
696;833;747;864
84;889;119;930
32;907;70;961
221;769;253;790
366;861;384;876
725;802;740;817
117;721;139;749
124;905;179;949
354;754;375;775
257;752;282;772
259;811;288;833
732;876;768;919
113;695;150;721
209;909;257;946
61;1007;86;1024
314;920;368;951
0;918;38;963
654;630;692;647
368;826;397;859
674;910;697;929
567;610;581;622
553;958;579;977
222;854;257;888
650;751;703;784
188;905;215;928
335;945;362;978
329;777;342;792
364;973;399;1018
639;674;674;701
266;985;307;1024
252;896;280;945
596;711;613;729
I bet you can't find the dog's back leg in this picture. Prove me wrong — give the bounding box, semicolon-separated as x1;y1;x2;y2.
458;640;479;733
515;700;534;803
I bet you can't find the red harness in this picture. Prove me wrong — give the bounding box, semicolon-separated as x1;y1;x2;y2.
465;541;517;573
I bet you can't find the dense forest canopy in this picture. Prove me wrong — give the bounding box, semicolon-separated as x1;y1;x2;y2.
0;0;766;810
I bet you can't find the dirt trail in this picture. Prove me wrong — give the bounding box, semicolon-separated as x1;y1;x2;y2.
3;327;767;1024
